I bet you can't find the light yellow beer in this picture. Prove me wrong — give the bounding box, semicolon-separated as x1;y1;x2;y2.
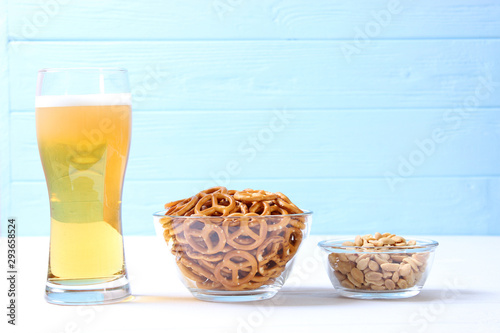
36;94;131;282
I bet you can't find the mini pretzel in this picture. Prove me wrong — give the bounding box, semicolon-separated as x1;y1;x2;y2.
196;280;223;290
194;193;236;216
214;250;258;287
258;260;286;278
249;201;272;215
234;189;277;202
179;257;217;282
276;198;303;214
199;186;227;196
184;247;225;262
183;219;227;254
223;217;268;250
265;215;291;232
284;227;303;260
167;195;200;215
255;236;286;266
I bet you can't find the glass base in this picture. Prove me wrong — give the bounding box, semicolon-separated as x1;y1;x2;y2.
189;287;279;302
337;286;422;300
46;276;131;305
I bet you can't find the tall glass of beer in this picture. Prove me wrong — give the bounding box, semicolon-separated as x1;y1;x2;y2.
36;68;132;305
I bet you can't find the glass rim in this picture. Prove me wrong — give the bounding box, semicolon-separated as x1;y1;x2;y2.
38;67;128;73
318;238;439;251
153;209;313;219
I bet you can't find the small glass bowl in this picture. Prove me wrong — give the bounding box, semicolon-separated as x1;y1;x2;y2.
154;211;312;302
318;238;438;299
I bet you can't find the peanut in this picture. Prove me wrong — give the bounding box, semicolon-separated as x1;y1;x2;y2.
380;263;399;272
351;267;364;284
356;258;370;271
368;260;380;271
328;232;431;292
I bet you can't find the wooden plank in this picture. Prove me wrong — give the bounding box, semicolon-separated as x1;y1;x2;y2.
7;0;500;40
0;0;10;229
11;177;500;236
11;109;500;181
8;40;500;111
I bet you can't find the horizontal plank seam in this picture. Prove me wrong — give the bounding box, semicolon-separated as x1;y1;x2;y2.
11;176;500;184
12;107;500;114
7;37;500;43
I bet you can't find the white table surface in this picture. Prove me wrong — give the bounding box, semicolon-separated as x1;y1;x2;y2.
1;235;499;333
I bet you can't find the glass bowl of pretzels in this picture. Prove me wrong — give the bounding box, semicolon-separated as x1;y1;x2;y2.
153;187;312;302
318;233;438;299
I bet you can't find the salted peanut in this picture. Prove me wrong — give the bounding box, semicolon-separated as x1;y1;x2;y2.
392;236;405;243
355;253;370;263
390;254;407;262
413;253;428;262
374;232;382;240
379;237;396;245
383;271;393;278
355;235;363;246
341;279;355;289
407;240;416;246
346;253;358;262
403;257;419;272
395;242;407;247
347;273;362;288
392;270;399;283
342;241;355;246
338;253;349;262
410;254;424;266
368;239;382;246
399;264;412;277
363;243;375;248
367;278;384;286
334;270;347;281
371;285;386;290
397;279;409;289
351;267;364;283
365;271;383;281
378;253;391;260
368;260;380;271
384;279;396;290
356;257;370;270
382;233;391;237
337;261;352;275
405;270;415;286
380;263;399;272
328;253;338;266
374;255;389;265
419;263;427;272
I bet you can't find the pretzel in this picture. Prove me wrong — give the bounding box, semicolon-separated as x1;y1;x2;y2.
255;236;286;266
258;261;286;278
183;219;227;254
234;189;277;202
214;250;258;288
199;186;228;196
159;187;307;292
276;198;303;214
223;217;268;251
184;247;225;262
167;195;199;215
194;193;236;216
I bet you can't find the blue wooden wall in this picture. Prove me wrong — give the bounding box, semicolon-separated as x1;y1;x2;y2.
1;0;499;236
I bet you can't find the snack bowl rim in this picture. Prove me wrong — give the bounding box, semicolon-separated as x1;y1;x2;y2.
153;210;313;219
317;237;439;252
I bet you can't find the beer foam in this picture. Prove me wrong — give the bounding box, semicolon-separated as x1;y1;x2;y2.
36;93;132;108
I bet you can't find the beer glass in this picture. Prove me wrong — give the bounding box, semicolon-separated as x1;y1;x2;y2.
36;68;132;305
